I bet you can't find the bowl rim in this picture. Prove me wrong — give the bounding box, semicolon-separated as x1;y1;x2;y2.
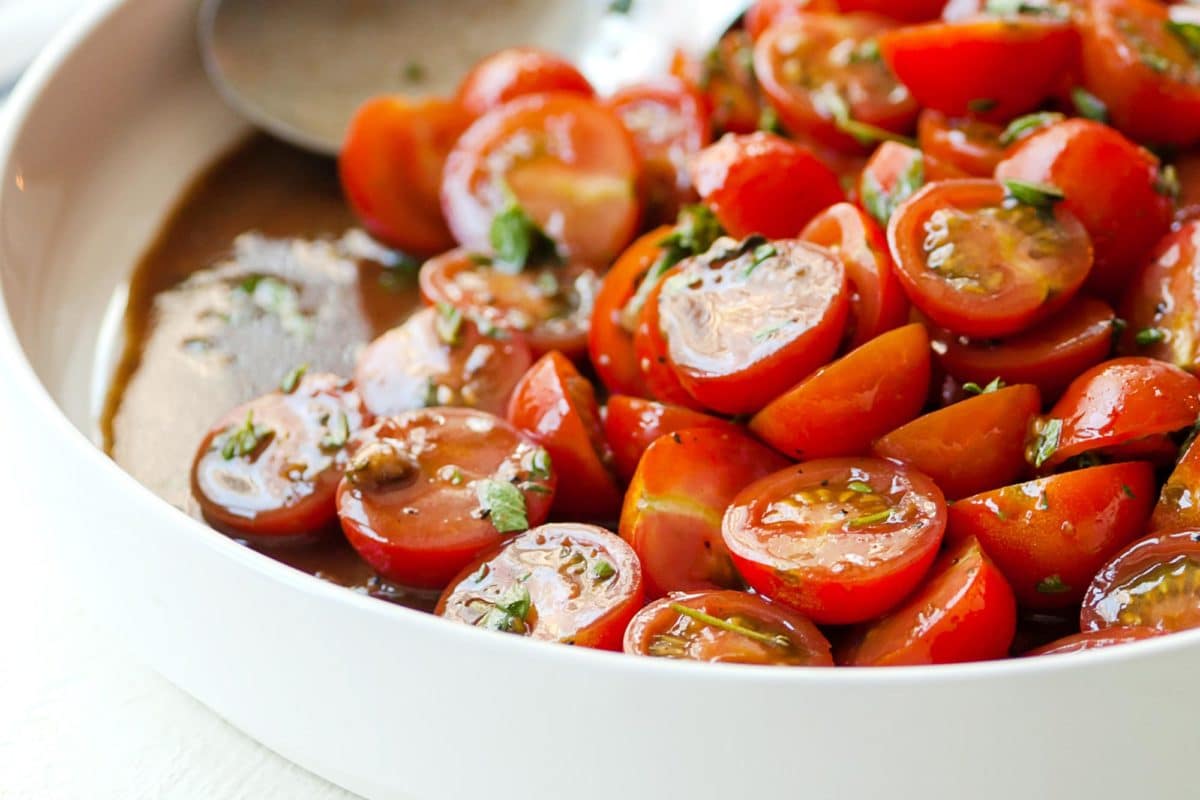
2;0;1197;686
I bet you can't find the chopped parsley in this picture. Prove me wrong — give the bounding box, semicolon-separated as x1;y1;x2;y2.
403;61;426;83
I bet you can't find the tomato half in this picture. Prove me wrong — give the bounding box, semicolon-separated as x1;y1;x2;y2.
1150;437;1200;535
1119;221;1200;372
744;0;840;39
455;47;594;117
723;458;946;624
887;179;1093;338
1081;529;1200;633
436;523;641;650
603;395;740;483
917;110;1006;177
857;140;964;227
631;264;705;409
1025;627;1162;657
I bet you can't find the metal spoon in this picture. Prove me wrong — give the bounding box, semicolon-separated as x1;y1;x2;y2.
198;0;750;157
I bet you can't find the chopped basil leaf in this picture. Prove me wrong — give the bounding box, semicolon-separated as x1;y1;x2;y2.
592;560;616;581
480;583;533;632
847;509;892;528
279;363;308;393
814;87;916;147
1036;574;1071;594
489;201;560;272
861;150;925;226
967;97;998;114
1071;87;1108;122
1156;164;1181;202
476;479;529;533
1003;178;1065;208
1135;327;1166;345
434;302;464;346
320;411;351;451
1031;418;1062;468
529;447;553;480
220;411;273;460
998;112;1064;146
847;481;873;493
963;377;1006;395
1167;19;1200;59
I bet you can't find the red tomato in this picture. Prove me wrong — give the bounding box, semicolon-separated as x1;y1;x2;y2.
339;97;469;255
657;238;849;414
996;119;1172;299
683;31;765;136
917;110;1006;177
857;140;964;226
603;395;740;483
441;92;640;266
455;47;593;117
336;408;556;589
722;458;947;625
1177;152;1200;223
1150;437;1200;534
887;179;1093;338
1119;221;1200;372
1026;627;1162;657
872;384;1041;500
192;373;370;539
744;0;840;38
838;536;1017;666
436;523;641;650
632;264;705;409
507;352;621;520
1082;529;1200;633
690;133;844;239
750;323;931;460
839;0;948;22
623;590;834;666
948;462;1156;609
619;428;788;598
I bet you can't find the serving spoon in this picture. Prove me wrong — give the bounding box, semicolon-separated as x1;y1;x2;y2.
198;0;751;157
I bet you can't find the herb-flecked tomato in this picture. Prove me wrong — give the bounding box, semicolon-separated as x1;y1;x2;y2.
743;0;839;39
1151;437;1200;535
681;30;764;136
1081;529;1200;633
947;462;1156;609
623;590;834;666
872;383;1041;500
857;140;964;227
722;458;947;625
603;395;740;482
631;264;705;409
455;47;594;117
620;428;788;598
690;133;844;239
441;92;640;265
419;249;600;359
996;119;1172;299
1119;221;1200;372
336;408;556;589
507;352;621;520
887;179;1093;338
838;0;948;23
436;523;641;650
657;237;849;414
750;323;930;460
339;97;469;255
192;373;370;539
753;13;917;153
916;110;1006;177
838;536;1017;666
1025;627;1162;657
355;306;532;418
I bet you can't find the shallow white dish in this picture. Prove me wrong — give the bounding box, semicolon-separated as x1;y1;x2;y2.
1;1;1198;797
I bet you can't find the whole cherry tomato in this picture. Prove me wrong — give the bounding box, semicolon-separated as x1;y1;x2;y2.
603;395;740;482
455;47;593;117
1119;221;1200;372
1082;529;1200;634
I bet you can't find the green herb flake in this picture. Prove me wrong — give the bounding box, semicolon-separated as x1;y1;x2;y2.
1036;574;1071;594
279;363;308;393
1167;19;1200;59
757;105;783;134
861;150;925;226
1142;51;1170;74
592;560;616;581
1135;327;1167;346
320;411;351;451
1004;178;1065;208
669;603;791;649
999;112;1064;146
1031;418;1063;468
815;87;916;147
220;411;273;460
744;242;778;276
847;509;892;528
847;480;873;493
476;479;529;533
967;97;998;114
480;583;533;632
1110;317;1128;348
529;447;553;480
963;377;1006;395
1122;484;1136;499
489;201;560;273
1071;87;1109;122
850;38;881;64
1156;164;1181;202
434;302;464;346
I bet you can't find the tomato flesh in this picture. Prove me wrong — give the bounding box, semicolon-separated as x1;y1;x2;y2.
455;47;594;117
603;395;740;483
1082;529;1200;633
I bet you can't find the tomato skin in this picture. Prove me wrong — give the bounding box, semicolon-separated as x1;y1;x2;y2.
690;133;844;239
917;110;1006;177
339;97;469;256
1118;221;1200;372
1081;529;1200;633
857;141;964;227
744;0;840;38
838;537;1017;666
631;265;705;409
947;462;1156;609
838;0;948;22
873;384;1041;500
1152;437;1200;535
603;395;741;483
996;119;1172;300
455;47;593;117
750;323;930;460
620;428;788;598
1025;627;1162;657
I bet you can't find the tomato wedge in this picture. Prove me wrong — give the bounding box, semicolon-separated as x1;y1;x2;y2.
723;458;946;624
1150;437;1200;535
1082;529;1200;633
1026;627;1162;657
603;395;740;483
916;110;1006;177
1119;221;1200;372
857;140;963;227
455;47;593;117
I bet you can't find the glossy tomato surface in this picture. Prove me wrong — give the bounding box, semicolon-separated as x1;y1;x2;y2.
1151;437;1200;535
603;395;740;483
1119;221;1200;372
455;47;593;116
857;140;962;227
1082;529;1200;633
1025;626;1162;657
917;110;1006;177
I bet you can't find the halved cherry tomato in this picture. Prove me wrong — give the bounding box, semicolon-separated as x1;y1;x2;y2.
355;306;532;418
339;97;469;255
744;0;840;39
838;0;948;23
620;427;788;598
722;458;946;624
750;323;930;460
1032;357;1200;470
441;92;640;265
455;47;594;117
418;249;600;359
917;110;1006;177
603;395;740;482
689;31;764;136
947;462;1156;609
1119;221;1200;372
436;523;641;650
857;140;964;226
632;264;705;409
872;383;1041;500
192;373;370;539
754;13;917;153
623;590;834;666
1081;529;1200;633
336;408;556;589
887;179;1093;338
690;133;844;239
1150;437;1200;534
838;536;1017;666
657;237;849;414
1026;627;1162;657
996;119;1172;299
1177;152;1200;223
507;352;621;520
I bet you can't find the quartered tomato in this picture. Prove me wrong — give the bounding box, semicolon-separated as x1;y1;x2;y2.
507;352;621;520
838;536;1017;666
623;590;834;666
917;110;1006;177
436;523;641;650
355;306;532;418
192;373;370;539
1082;529;1200;633
339;97;469;255
603;395;740;482
1026;627;1162;657
857;140;963;227
722;458;946;624
455;47;594;117
887;179;1093;338
750;323;930;460
619;428;788;598
657;237;849;414
873;383;1041;500
336;408;556;589
744;0;840;39
690;133;844;239
441;92;640;265
1150;437;1200;534
1119;221;1200;372
947;462;1156;609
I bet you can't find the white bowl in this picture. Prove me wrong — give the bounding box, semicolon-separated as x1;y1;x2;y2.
1;2;1197;798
